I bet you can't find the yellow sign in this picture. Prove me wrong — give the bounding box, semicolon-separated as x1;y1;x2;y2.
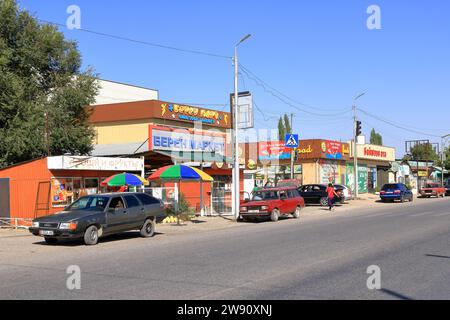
296;145;313;154
418;171;428;177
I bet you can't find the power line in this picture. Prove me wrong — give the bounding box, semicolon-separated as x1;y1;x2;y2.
358;107;441;138
239;65;352;117
38;19;232;60
239;64;352;113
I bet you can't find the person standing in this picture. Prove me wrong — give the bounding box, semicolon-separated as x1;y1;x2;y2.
326;183;339;211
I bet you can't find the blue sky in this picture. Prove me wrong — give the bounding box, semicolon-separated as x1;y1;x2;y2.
18;0;450;156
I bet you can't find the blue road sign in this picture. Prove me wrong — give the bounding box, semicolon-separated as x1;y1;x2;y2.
285;134;299;148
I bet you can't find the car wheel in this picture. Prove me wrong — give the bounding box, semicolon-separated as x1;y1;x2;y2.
44;237;58;245
320;197;328;207
293;206;301;219
84;225;99;245
140;219;155;238
270;209;279;222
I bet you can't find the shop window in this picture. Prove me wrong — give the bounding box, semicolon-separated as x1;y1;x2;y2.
51;178;74;207
84;178;99;195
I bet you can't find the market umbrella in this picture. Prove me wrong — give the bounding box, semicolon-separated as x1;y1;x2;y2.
148;165;214;224
148;165;213;182
101;172;149;187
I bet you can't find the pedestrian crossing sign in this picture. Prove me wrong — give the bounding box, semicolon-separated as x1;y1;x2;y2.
285;134;299;148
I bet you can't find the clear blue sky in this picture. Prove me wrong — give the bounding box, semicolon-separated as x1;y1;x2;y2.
18;0;450;156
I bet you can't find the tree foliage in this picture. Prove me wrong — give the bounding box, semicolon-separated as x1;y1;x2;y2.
369;128;383;146
278;113;292;141
0;0;98;168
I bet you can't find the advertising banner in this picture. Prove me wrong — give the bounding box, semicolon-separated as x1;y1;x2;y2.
149;125;226;156
258;141;291;161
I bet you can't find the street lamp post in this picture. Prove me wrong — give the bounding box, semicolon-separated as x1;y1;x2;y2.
441;134;450;187
232;34;251;220
352;92;365;199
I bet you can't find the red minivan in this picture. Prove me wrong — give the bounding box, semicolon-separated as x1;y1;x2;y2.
239;187;305;222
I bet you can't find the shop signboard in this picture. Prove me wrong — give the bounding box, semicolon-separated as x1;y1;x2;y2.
320;160;340;184
258;141;291;161
354;144;396;162
160;102;230;128
322;140;344;160
47;156;144;171
149;125;226;156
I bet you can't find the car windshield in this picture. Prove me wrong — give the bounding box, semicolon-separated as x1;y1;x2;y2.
252;190;279;201
382;184;400;190
65;196;109;211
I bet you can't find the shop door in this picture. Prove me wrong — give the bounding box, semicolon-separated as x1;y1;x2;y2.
35;181;51;218
0;178;10;218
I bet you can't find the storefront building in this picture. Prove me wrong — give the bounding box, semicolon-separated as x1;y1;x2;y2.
0;156;144;221
88;100;235;213
348;144;396;193
242;139;351;191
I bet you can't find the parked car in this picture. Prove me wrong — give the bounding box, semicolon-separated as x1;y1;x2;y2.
239;187;305;222
446;182;450;196
419;182;446;198
29;193;166;245
298;184;345;206
380;183;413;202
333;184;352;202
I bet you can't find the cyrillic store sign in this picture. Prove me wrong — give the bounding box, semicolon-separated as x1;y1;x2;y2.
149;125;226;155
47;156;144;171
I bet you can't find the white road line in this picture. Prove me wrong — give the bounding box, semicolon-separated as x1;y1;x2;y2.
431;212;450;217
410;211;434;217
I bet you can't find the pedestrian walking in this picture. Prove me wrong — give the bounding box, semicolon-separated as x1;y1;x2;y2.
326;183;339;211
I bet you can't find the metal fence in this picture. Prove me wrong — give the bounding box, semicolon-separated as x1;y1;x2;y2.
0;218;33;229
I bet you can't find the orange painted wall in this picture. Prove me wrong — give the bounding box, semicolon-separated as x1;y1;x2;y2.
0;158;140;219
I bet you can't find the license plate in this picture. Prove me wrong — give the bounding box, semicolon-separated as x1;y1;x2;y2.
248;210;259;213
39;230;54;236
385;192;393;194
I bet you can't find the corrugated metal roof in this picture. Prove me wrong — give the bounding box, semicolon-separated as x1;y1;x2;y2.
91;142;149;156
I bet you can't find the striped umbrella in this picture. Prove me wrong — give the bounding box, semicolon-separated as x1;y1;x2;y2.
101;172;149;187
148;165;213;182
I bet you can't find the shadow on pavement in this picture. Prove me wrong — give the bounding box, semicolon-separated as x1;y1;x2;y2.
380;288;414;300
425;254;450;259
33;231;164;246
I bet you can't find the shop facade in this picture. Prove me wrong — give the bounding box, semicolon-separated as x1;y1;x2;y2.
0;156;144;221
242;139;351;191
89;99;235;213
348;143;396;193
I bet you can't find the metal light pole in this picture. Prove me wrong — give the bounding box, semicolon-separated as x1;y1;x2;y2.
232;34;251;220
441;134;450;187
352;92;365;199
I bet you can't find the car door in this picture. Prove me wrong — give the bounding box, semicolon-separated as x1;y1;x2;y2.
299;185;312;203
311;185;324;203
135;193;165;219
278;190;289;214
106;196;129;233
123;194;144;228
287;190;298;212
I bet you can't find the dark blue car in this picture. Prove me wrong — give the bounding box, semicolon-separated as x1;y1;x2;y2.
380;183;413;203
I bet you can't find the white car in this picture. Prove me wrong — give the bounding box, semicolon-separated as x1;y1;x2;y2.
334;184;352;202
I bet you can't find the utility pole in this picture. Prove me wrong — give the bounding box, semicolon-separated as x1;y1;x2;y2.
441;134;450;187
44;111;51;156
232;34;251;221
352;93;365;199
290;113;295;180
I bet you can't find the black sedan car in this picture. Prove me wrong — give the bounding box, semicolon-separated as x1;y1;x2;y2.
445;183;450;196
298;184;345;206
29;193;166;245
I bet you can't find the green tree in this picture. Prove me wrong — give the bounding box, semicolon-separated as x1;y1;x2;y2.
284;114;292;135
370;128;383;145
278;117;285;141
409;143;439;162
0;0;98;168
277;113;292;141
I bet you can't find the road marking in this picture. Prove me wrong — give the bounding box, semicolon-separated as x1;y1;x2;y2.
431;212;450;217
410;212;434;217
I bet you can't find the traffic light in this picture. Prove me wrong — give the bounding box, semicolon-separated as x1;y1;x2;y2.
294;149;299;161
356;121;362;136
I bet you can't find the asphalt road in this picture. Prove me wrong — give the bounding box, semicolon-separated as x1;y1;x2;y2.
1;197;450;300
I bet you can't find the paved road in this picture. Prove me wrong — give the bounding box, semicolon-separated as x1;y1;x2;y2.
1;197;449;300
